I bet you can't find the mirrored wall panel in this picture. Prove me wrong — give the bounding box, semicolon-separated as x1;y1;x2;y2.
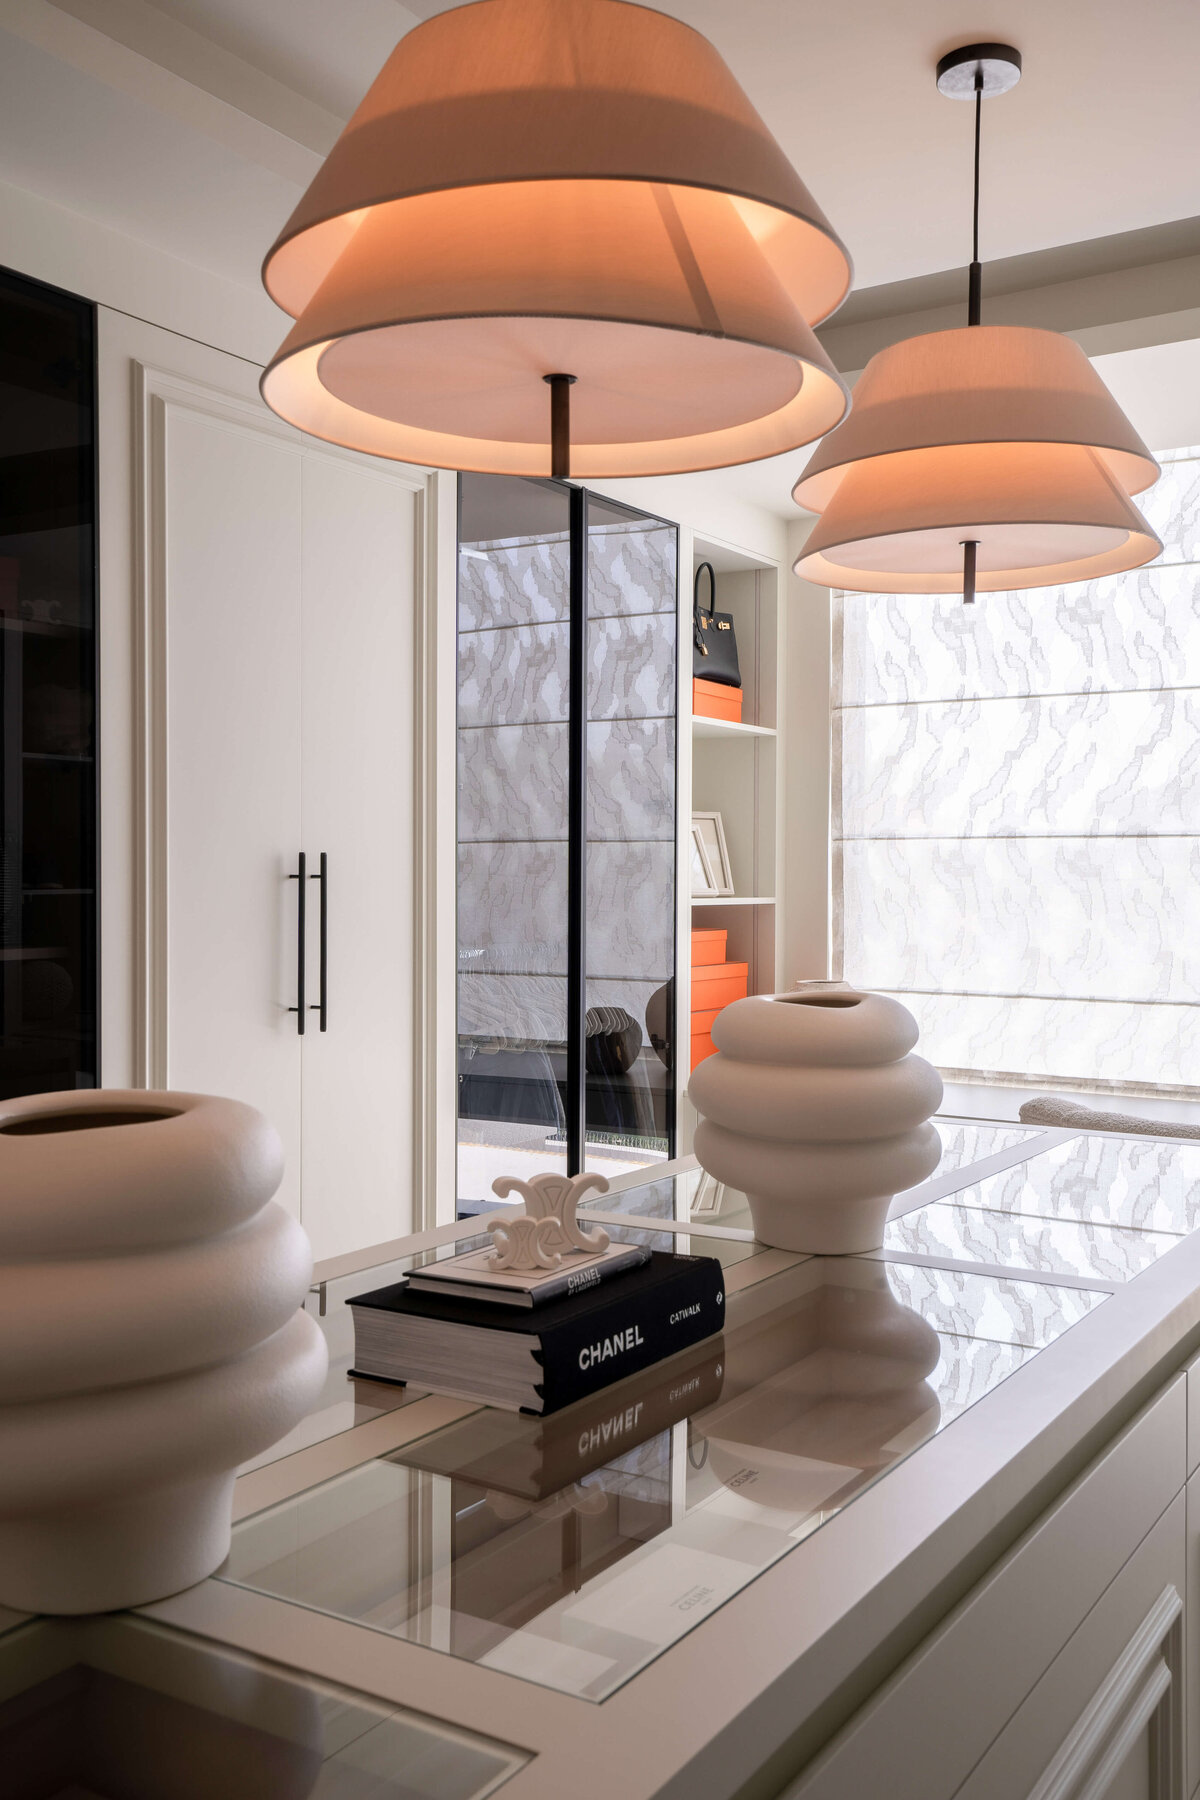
0;265;97;1097
586;496;676;1168
456;477;677;1212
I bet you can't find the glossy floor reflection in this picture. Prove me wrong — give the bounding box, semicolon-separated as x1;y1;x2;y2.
220;1254;1107;1702
0;1613;524;1798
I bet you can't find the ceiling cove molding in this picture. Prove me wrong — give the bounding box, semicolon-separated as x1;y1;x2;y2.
819;217;1200;374
4;0;334;179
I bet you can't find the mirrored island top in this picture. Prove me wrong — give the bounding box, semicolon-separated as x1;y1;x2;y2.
7;1115;1200;1800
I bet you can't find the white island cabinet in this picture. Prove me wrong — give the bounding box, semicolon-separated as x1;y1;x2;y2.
9;1126;1200;1800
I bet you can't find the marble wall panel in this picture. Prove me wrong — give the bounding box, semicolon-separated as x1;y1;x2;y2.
838;562;1200;706
458;622;569;727
587;840;675;982
881;989;1200;1090
458;723;567;843
457;842;566;970
837;689;1200;838
457;536;570;630
841;837;1200;1002
587;720;675;842
588;612;676;719
1136;453;1200;564
589;519;677;618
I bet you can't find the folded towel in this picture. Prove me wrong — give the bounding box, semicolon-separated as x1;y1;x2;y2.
1018;1095;1200;1141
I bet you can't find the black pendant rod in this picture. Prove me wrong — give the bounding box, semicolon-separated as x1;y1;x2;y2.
565;483;588;1175
962;72;983;602
546;373;577;480
968;68;983;327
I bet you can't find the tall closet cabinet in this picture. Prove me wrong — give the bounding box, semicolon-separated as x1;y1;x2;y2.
98;311;423;1260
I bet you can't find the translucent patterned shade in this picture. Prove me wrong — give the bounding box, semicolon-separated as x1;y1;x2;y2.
793;327;1162;592
261;0;852;476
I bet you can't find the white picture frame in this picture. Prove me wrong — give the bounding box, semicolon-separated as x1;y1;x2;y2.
690;822;718;896
692;811;735;896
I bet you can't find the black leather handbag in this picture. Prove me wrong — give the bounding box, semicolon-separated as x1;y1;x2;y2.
692;562;742;690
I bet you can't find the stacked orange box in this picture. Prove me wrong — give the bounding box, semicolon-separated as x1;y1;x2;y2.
690;928;747;1071
692;676;743;724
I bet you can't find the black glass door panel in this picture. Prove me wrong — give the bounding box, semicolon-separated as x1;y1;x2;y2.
0;266;97;1098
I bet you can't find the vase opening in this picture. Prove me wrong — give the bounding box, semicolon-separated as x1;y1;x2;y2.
777;994;863;1008
0;1108;182;1135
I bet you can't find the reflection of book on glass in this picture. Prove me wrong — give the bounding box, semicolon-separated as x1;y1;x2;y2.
407;1241;649;1308
395;1335;726;1500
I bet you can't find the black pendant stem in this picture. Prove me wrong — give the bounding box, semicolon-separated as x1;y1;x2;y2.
546;373;577;480
968;69;983;325
962;539;978;605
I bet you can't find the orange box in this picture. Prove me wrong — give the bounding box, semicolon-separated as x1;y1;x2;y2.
691;928;727;967
690;1005;721;1036
690;961;748;1009
691;1031;716;1072
693;676;743;724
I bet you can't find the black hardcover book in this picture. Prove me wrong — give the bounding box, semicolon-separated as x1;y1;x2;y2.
349;1251;726;1415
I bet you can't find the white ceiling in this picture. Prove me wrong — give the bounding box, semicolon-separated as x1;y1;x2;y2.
130;0;1200;288
2;0;1199;512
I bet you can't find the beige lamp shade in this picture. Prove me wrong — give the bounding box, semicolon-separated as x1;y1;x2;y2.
261;0;852;477
792;326;1161;592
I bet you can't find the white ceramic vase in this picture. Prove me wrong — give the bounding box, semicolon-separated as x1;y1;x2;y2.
0;1088;328;1614
689;982;942;1253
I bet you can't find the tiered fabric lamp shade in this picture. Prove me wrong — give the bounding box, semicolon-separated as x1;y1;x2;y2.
792;326;1161;591
261;0;853;478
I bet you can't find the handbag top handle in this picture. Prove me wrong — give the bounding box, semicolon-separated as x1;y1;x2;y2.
693;561;717;618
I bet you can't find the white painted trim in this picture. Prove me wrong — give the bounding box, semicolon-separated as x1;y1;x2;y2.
412;469;460;1230
1028;1586;1181;1800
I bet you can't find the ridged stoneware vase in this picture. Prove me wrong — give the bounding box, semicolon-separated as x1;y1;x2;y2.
689;983;943;1254
0;1089;328;1614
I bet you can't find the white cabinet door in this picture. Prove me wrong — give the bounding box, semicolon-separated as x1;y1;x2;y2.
163;399;306;1212
299;453;417;1260
98;309;423;1254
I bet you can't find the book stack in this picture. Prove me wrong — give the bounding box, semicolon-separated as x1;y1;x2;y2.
691;927;748;1069
349;1246;725;1416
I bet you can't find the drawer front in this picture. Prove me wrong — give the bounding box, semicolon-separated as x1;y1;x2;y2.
955;1492;1184;1800
784;1375;1187;1800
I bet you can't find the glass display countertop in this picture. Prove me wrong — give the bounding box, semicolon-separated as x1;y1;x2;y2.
0;1609;525;1798
214;1117;1200;1706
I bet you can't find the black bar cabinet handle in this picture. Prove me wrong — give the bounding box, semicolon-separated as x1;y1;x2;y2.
288;851;307;1034
310;852;328;1031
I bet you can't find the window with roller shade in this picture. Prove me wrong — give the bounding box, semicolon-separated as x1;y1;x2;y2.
833;442;1199;1097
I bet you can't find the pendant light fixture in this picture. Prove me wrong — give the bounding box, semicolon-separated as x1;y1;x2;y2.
260;0;853;480
792;44;1161;601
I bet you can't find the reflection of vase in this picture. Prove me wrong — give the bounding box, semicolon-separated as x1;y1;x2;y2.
688;982;942;1253
0;1089;328;1614
698;1261;942;1515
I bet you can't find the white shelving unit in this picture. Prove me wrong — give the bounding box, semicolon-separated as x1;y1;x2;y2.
675;531;785;1150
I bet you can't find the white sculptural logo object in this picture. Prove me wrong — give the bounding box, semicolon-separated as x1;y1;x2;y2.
487;1171;611;1271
